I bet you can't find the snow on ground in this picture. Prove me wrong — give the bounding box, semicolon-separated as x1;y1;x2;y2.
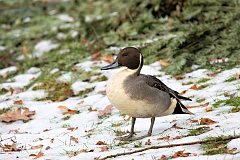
0;59;239;160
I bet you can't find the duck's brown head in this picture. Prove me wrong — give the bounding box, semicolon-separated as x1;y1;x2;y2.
101;47;143;74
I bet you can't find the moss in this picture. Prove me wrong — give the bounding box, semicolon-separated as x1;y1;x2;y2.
114;130;126;136
231;106;240;113
196;98;205;103
198;84;209;89
197;78;210;84
188;127;211;136
111;122;124;127
182;81;194;85
0;88;8;95
91;75;108;82
33;74;73;102
225;76;237;82
201;136;232;155
213;97;240;108
62;116;71;121
75;87;95;98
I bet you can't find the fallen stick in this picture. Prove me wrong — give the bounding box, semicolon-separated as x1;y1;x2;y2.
98;135;240;160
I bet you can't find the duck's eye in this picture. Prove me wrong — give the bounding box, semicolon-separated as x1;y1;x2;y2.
123;53;128;57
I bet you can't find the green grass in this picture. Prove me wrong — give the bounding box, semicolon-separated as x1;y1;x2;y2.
62;116;71;121
213;97;240;108
196;98;206;103
225;76;237;82
0;88;8;95
197;78;210;84
198;84;209;90
230;106;240;113
201;136;233;155
188;127;211;136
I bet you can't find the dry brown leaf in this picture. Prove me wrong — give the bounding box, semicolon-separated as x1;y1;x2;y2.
91;52;101;60
10;87;14;95
58;105;69;110
45;146;51;150
101;54;113;63
98;105;113;118
186;105;200;108
190;84;198;90
190;119;198;123
145;139;151;145
30;144;43;150
201;102;209;106
29;154;37;157
179;90;187;95
14;100;23;105
33;152;43;159
100;146;109;152
174;75;185;80
159;60;170;67
0;108;35;123
205;107;213;112
43;129;50;132
58;105;79;115
3;143;22;152
157;136;170;141
159;155;168;160
67;127;78;132
172;150;191;158
88;107;97;112
50;138;54;143
96;141;105;145
22;46;29;57
200;118;216;125
70;136;78;143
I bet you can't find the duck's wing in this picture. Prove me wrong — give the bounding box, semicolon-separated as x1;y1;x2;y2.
140;74;193;114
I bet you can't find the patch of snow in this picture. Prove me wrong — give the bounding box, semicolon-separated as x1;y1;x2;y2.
57;14;74;22
32;40;59;58
58;72;73;82
50;68;60;74
0;45;6;51
0;66;17;78
72;81;94;95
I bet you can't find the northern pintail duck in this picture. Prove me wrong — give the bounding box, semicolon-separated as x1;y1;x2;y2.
101;47;192;141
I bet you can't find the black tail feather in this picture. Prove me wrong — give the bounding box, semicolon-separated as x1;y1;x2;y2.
177;95;192;101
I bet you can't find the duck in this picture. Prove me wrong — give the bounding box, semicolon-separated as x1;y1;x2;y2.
101;47;192;141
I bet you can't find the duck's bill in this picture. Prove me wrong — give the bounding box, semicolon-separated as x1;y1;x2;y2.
101;60;121;70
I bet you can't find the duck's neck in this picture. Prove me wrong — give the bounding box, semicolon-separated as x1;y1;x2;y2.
126;54;143;76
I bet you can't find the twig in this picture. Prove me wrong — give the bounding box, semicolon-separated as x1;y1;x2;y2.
98;135;240;160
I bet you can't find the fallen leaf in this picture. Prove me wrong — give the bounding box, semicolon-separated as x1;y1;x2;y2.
98;105;113;118
100;146;108;152
190;84;198;90
174;75;185;80
30;144;43;150
45;146;51;150
227;147;237;154
58;105;79;115
96;141;105;145
190;119;198;123
88;107;97;112
159;60;170;67
172;150;191;158
50;138;54;143
14;100;23;105
159;155;168;160
201;102;209;106
91;52;101;60
179;90;187;95
33;152;43;159
157;136;170;141
10;87;14;95
67;127;78;131
200;118;216;125
29;154;37;157
70;136;78;143
0;108;35;123
3;143;22;152
64;89;74;97
43;129;49;132
22;46;29;58
186;105;200;108
145;139;151;145
101;54;113;63
205;107;213;112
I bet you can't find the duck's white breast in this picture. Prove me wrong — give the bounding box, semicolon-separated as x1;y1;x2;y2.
106;69;176;118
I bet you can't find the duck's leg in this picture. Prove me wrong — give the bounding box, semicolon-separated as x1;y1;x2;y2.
115;117;136;141
129;117;155;140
